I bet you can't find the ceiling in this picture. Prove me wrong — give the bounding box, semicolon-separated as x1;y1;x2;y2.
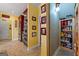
0;3;40;16
0;3;28;16
58;3;76;19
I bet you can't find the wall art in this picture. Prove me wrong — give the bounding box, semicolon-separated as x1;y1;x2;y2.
32;25;36;30
41;16;46;24
41;28;46;35
15;20;17;28
9;24;12;30
32;32;37;37
32;16;36;21
41;4;46;13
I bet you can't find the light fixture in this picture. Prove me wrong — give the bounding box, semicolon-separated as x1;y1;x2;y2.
55;3;60;12
56;3;60;7
56;7;60;12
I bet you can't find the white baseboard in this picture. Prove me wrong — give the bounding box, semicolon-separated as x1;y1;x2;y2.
27;44;40;51
53;47;60;56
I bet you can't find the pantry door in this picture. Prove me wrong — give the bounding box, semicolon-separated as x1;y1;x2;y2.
0;19;9;39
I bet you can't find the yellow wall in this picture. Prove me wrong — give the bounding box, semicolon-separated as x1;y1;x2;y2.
40;4;50;56
0;12;18;40
27;4;39;48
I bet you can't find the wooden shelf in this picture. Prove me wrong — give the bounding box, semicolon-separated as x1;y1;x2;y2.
61;36;72;38
59;18;74;50
62;31;72;32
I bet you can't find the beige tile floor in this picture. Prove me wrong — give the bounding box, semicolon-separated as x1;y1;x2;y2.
56;47;74;56
0;40;41;56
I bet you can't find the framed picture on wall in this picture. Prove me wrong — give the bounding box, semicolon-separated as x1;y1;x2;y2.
41;4;46;13
32;16;36;21
2;14;10;21
41;28;46;35
32;25;36;30
41;16;46;24
15;20;17;28
2;14;10;18
32;32;37;37
9;24;12;30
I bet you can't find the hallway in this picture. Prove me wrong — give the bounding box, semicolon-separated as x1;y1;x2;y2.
0;3;78;56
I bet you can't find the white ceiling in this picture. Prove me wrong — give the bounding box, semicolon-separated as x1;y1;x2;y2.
0;3;40;16
58;3;75;19
0;3;27;16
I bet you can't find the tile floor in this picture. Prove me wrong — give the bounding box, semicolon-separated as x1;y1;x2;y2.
54;47;75;56
0;40;41;56
0;40;75;56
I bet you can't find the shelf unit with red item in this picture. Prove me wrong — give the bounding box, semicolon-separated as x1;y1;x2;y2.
59;18;75;51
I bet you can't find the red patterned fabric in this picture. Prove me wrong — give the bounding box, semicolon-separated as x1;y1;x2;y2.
61;20;68;28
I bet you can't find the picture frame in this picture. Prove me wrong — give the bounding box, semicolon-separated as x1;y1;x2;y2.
32;32;37;37
41;4;46;13
9;24;11;30
15;20;17;28
41;28;46;35
32;25;36;30
32;16;36;21
41;16;46;24
2;14;10;18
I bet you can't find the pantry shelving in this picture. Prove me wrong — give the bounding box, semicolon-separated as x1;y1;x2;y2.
59;18;75;50
22;15;28;46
